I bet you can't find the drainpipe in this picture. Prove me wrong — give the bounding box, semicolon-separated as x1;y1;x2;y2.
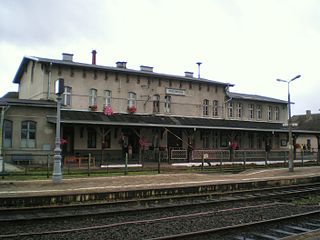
47;62;52;99
0;105;7;173
224;84;232;119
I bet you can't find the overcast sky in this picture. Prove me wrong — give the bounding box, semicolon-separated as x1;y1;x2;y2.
1;0;319;115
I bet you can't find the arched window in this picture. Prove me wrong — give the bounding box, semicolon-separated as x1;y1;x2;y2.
213;100;219;117
89;88;97;106
104;90;112;106
128;92;136;108
21;121;36;148
203;99;209;116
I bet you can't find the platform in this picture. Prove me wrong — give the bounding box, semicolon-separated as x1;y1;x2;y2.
0;166;320;207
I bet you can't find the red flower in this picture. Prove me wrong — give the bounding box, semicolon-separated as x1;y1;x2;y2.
60;138;68;145
103;105;113;116
128;106;136;113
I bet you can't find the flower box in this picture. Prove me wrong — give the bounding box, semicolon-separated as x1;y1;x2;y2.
128;106;136;114
89;105;97;111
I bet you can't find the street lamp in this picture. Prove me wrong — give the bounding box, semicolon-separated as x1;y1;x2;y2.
277;74;301;172
52;78;64;183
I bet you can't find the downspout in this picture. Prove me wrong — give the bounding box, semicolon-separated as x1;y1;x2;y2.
0;105;8;173
224;84;232;119
47;62;53;99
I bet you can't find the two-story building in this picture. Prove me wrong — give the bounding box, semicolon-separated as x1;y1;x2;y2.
1;51;317;165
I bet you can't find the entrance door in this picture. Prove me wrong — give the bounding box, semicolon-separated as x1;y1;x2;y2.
62;126;74;155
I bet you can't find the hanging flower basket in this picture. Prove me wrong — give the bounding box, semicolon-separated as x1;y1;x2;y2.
60;138;67;145
128;106;136;114
103;105;113;116
89;105;97;111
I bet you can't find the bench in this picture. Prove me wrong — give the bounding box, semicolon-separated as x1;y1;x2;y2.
11;154;33;165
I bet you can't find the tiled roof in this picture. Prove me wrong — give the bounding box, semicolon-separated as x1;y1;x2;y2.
55;110;288;132
292;113;320;132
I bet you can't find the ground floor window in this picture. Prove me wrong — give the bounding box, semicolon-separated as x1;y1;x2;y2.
3;120;12;148
21;121;36;148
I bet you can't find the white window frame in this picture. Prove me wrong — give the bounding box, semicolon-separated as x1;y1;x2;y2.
257;105;262;120
237;103;242;118
248;104;254;119
104;90;112;106
21;121;36;148
203;99;209;116
164;95;171;113
275;106;280;120
62;86;72;106
89;88;97;106
128;92;137;108
213;100;219;117
268;106;272;120
228;102;233;118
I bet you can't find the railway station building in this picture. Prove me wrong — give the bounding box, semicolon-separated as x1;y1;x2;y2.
1;51;319;165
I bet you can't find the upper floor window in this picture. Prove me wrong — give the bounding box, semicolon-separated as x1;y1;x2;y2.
237;103;242;118
128;92;136;108
275;106;280;120
268;106;272;120
228;102;233;118
89;88;97;106
256;105;262;120
21;121;36;148
153;94;160;113
164;95;171;113
213;100;219;117
3;120;12;148
62;86;72;106
203;99;209;116
104;90;112;106
248;104;254;119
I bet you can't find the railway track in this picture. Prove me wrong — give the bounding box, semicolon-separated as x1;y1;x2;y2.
1;182;320;239
1;203;320;239
2;182;320;222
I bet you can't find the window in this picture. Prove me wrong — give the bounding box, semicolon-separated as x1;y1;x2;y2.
228;102;233;118
213;100;219;117
103;130;111;149
62;86;72;106
89;88;97;106
3;120;12;148
128;92;136;108
237;103;242;118
268;106;272;120
87;128;96;148
104;90;112;106
203;99;209;116
275;106;280;120
248;104;254;119
153;94;160;113
256;105;262;120
21;121;36;148
164;95;171;113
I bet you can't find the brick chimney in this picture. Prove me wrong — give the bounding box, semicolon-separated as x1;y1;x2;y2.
92;50;97;65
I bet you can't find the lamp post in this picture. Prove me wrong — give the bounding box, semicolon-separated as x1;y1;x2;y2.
277;74;301;172
52;78;64;183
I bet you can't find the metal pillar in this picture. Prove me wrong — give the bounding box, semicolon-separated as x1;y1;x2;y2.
52;94;63;183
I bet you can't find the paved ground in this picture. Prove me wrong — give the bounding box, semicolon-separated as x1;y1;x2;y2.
0;166;320;197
